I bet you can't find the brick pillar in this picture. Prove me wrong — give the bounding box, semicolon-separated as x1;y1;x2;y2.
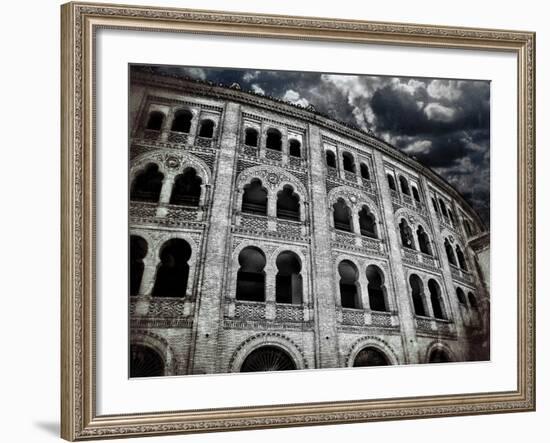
190;102;240;374
372;151;419;364
307;124;339;368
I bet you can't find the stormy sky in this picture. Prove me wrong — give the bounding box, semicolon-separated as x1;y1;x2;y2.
146;65;490;224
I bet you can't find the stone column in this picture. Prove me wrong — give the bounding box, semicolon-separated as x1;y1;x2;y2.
265;264;277;320
189;102;241;375
419;177;467;357
156;174;174;217
307;124;340;368
372;150;419;364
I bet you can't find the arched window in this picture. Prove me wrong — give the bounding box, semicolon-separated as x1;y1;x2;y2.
146;111;164;131
326;150;336;168
428;349;452;363
170;168;202;206
366;265;387;312
456;287;467;306
360;163;370;180
198;119;215;138
130;344;164;377
152;239;191;298
409;274;426;316
416;225;432;255
448;209;456;225
236;247;266;302
399;176;410;195
439;198;449;217
412;186;421;202
455;245;468;271
468;292;478;310
463;219;473;236
358;206;377;238
275;251;303;304
353;347;390;367
130;163;164;203
428;279;445;320
399;219;415;249
289;139;301;158
342;152;356;173
444;238;457;266
276;185;300;221
130;236;147;296
240;346;296;372
241;179;268;215
266;128;282;151
431;197;439;213
244;128;258;147
338;260;361;309
387;174;397;191
171;109;193;133
333;198;352;232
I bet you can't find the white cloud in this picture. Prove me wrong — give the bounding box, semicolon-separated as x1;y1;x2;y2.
427;79;462;101
251;84;265;95
182;67;206;80
243;71;260;82
282;89;310;107
403;139;432;154
424;102;456;122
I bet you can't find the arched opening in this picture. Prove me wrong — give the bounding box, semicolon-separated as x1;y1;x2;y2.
448;209;456;225
171;109;193;133
333;198;352;232
266;128;282;151
275;251;303;304
439;198;449;217
387;174;397;191
416;225;432;255
240;346;296;372
130;163;164;203
366;265;387;312
410;274;426;316
468;292;478;310
342;152;356;173
399;176;410;195
428;349;452;363
353;347;390;367
358;206;377;238
152;239;192;298
289;139;301;158
412;186;421;202
399;218;415;250
130;344;164;377
244;128;258;147
326;150;336;168
455;245;468;271
431;197;440;214
444;238;457;266
236;246;266;302
338;260;361;309
130;236;147;296
198;119;215;138
276;185;300;221
146;111;164;131
360;163;370;180
170;168;202;206
241;179;268;216
428;279;446;320
456;287;467;306
463;219;473;236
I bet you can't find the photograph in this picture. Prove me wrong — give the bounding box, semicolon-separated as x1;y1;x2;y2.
128;64;491;377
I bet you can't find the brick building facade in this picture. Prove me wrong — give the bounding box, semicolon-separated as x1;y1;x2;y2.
128;68;490;377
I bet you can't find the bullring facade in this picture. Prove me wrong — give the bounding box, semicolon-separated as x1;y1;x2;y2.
128;67;490;377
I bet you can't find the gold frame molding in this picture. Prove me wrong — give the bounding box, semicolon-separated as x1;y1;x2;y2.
61;1;536;440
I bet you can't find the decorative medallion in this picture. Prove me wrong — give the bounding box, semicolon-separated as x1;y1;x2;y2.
267;173;280;186
165;155;181;169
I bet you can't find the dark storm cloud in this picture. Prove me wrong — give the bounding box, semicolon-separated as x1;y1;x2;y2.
147;65;490;224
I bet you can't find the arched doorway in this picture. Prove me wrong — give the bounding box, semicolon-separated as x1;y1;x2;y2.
240;346;296;372
428;348;452;363
353;347;390;367
130;344;164;377
152;239;192;297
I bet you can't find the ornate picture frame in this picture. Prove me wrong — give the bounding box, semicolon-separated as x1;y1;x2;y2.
61;2;535;440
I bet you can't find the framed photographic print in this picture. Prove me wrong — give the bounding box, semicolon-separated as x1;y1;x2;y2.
61;1;536;440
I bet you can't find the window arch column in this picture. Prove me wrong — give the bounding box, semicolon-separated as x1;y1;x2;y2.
351;210;362;245
357;271;371;314
264;262;277;320
160;108;175;142
156;173;176;217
